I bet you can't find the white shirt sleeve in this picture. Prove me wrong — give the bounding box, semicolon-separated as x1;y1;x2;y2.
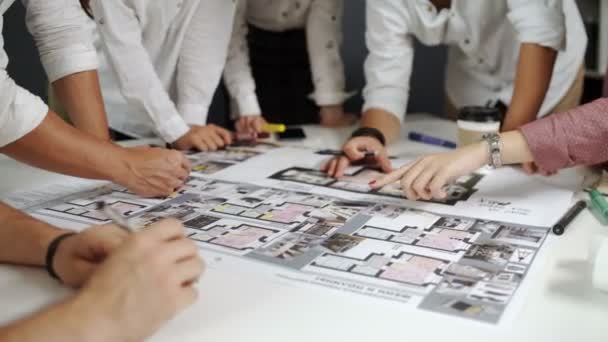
176;0;236;126
22;0;98;82
506;0;566;50
307;0;348;106
0;69;48;148
362;0;414;122
223;0;263;118
90;0;189;143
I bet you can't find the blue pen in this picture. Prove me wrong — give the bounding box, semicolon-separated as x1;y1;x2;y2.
408;132;457;149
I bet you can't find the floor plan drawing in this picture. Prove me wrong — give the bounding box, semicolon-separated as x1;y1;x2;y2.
21;169;552;324
269;167;484;206
186;142;279;176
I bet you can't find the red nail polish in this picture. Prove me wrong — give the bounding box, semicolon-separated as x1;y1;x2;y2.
369;180;377;185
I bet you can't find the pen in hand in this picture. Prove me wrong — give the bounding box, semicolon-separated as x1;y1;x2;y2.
95;201;136;233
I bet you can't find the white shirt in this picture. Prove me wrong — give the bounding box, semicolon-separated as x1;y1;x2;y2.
0;0;98;148
91;0;236;143
364;0;587;121
223;0;348;117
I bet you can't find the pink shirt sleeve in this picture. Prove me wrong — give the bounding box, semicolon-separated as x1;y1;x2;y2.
519;98;608;172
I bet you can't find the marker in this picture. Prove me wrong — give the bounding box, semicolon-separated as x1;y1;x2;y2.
552;200;587;235
317;149;378;157
95;201;135;233
590;189;608;221
262;123;286;133
408;132;457;149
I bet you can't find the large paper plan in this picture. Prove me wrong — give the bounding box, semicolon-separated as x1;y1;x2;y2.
4;145;576;325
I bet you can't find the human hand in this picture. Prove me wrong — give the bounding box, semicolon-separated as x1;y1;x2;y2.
320;105;357;128
322;136;391;178
370;142;488;200
173;124;233;152
53;225;130;288
79;219;204;342
114;146;191;197
236;115;267;135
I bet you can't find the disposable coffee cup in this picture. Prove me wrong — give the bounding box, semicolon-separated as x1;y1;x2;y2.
457;106;503;147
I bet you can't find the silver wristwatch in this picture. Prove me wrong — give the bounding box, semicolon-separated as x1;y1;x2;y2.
483;133;503;169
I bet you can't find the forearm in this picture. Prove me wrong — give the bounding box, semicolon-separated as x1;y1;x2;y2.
502;43;557;131
0;203;66;266
51;70;110;141
360;108;401;144
0;292;116;342
0;111;128;183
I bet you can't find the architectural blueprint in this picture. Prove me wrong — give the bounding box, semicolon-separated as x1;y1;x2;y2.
18;177;554;324
4;144;578;325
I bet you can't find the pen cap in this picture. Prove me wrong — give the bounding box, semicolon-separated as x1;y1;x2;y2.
590;190;608;215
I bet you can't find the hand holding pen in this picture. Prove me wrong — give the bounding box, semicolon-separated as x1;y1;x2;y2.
322;135;392;179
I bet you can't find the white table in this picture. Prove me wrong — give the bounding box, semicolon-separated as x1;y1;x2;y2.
0;114;607;342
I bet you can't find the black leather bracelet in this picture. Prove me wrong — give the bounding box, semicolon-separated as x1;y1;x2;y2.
45;233;77;281
350;127;386;146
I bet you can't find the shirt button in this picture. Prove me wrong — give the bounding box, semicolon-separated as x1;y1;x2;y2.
427;4;433;12
464;38;470;45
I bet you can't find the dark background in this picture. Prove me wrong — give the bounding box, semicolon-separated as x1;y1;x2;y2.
2;0;448;127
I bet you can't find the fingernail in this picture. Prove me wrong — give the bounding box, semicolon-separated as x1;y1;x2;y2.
369;180;377;185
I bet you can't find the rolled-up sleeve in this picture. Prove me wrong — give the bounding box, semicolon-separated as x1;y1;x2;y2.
22;0;98;82
307;0;349;106
520;98;608;172
0;68;48;147
362;0;413;122
507;0;565;50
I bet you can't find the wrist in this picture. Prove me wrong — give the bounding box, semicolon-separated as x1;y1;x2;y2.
351;127;386;146
108;146;138;186
45;233;77;282
33;223;69;267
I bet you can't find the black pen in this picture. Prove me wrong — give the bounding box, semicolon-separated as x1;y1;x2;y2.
552;200;587;236
317;149;378;157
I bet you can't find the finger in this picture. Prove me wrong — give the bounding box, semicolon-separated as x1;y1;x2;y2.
192;136;209;152
141;218;186;242
253;118;263;133
371;162;414;189
216;127;233;145
209;131;225;148
400;160;429;200
376;153;393;173
411;167;437;200
178;153;192;173
334;156;351;178
327;158;338;176
204;136;219;151
236;119;246;133
321;158;333;172
428;170;451;199
343;143;365;161
159;238;200;264
174;256;205;286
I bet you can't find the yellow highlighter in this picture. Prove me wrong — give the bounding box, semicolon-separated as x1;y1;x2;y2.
262;123;286;133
